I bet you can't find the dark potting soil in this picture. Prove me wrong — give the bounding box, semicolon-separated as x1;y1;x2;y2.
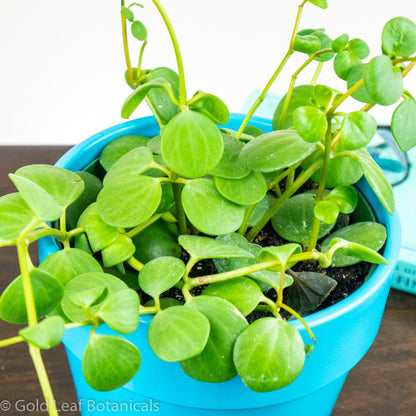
253;221;371;313
161;221;372;321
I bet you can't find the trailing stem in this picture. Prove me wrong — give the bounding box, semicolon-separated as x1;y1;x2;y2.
149;0;189;230
171;176;188;235
185;249;325;289
310;61;324;85
278;48;333;129
246;158;323;242
151;0;187;108
326;79;364;117
16;225;58;416
235;51;293;139
235;0;308;138
278;303;316;345
307;124;332;250
121;0;136;87
29;346;58;416
328;61;415;120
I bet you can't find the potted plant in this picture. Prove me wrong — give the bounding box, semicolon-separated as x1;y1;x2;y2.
0;0;415;414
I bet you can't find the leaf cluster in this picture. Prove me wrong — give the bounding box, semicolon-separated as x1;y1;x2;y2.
1;0;416;409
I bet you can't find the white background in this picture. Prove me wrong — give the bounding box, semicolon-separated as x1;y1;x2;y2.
0;0;415;145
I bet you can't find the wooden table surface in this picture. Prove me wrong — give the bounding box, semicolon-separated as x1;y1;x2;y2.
0;146;415;416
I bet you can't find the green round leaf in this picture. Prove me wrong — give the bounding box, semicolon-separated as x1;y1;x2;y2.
19;316;66;350
215;171;267;205
314;200;339;224
61;272;127;322
327;185;358;214
181;296;248;383
364;55;403;106
349;38;370;59
331;34;349;53
69;286;108;309
188;91;230;125
9;173;63;222
161;111;223;178
391;98;416;151
203;277;264;316
258;243;302;269
121;78;173;119
293;34;321;54
307;153;363;188
0;193;39;241
121;6;134;22
132;219;181;263
148;305;210;362
293;106;328;142
0;269;64;324
243;126;264;137
39;248;102;285
328;156;363;188
234;317;305;392
77;203;119;252
382;17;416;57
347;64;373;104
182;178;245;235
340;111;377;150
321;221;387;266
139;256;185;297
272;85;316;129
82;334;141;391
143;67;180;124
10;165;84;222
247;194;273;227
239;130;316;172
314;84;335;107
98;289;140;334
101;235;136;268
308;0;327;8
147;135;161;154
271;192;336;244
100;135;149;171
334;50;361;81
74;233;93;255
209;134;251;179
355;149;394;215
178;234;253;262
66;171;103;230
131;20;147;41
103;146;155;185
97;175;162;228
310;31;334;62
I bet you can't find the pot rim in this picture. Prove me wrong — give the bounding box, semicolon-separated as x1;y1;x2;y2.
38;113;401;331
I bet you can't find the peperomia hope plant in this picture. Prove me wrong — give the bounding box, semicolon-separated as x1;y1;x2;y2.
1;0;416;414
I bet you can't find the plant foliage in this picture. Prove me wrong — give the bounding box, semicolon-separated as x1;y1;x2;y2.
1;1;416;414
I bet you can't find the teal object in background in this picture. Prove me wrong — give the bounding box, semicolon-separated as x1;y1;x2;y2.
38;114;400;415
390;146;416;294
243;91;416;295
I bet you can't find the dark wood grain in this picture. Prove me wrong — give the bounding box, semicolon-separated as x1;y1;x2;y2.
0;146;415;416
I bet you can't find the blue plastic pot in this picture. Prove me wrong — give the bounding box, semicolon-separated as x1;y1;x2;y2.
39;114;401;415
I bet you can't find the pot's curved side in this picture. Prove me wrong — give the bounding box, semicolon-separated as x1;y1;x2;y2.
39;115;400;415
